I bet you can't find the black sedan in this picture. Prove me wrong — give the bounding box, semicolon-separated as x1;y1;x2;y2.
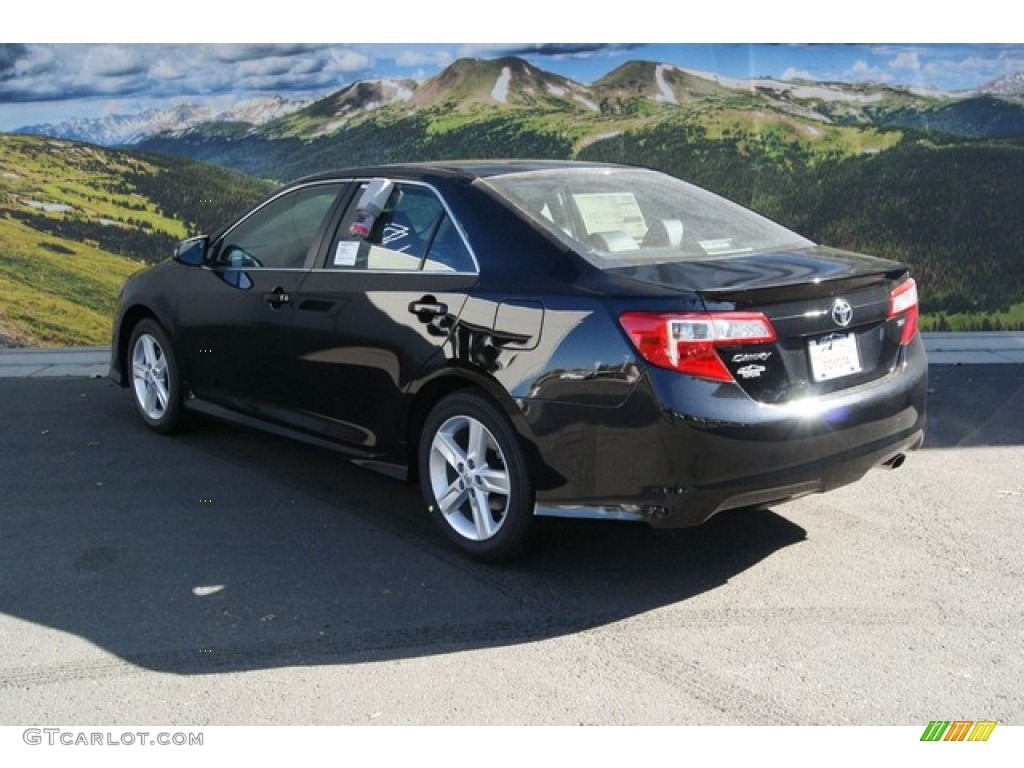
110;160;927;561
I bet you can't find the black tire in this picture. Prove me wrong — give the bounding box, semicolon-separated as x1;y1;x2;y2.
418;391;534;562
127;318;185;434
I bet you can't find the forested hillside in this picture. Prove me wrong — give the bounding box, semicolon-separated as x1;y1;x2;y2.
579;127;1024;324
0;135;271;346
4;55;1023;343
133;58;1024;329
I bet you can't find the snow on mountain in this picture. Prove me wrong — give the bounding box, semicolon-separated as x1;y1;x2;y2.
15;95;311;146
980;72;1024;98
295;78;418;138
16;57;1017;150
677;66;882;102
654;64;678;104
492;66;512;104
216;95;313;125
673;66;967;102
410;57;596;111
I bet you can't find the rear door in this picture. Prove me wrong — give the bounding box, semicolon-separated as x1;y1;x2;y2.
289;180;478;453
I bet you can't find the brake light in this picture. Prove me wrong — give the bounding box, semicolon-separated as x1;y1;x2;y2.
888;278;919;345
619;311;776;382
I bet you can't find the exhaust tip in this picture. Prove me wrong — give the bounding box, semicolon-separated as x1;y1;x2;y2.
884;453;907;470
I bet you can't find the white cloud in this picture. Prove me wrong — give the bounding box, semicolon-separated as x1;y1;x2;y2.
9;44;56;78
889;52;920;71
847;59;892;83
781;67;813;81
0;44;375;105
919;52;1024;89
327;48;371;73
396;49;453;68
237;56;301;79
150;57;187;82
82;46;148;78
213;44;324;63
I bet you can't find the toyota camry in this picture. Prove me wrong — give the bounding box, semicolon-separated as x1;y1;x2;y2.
110;160;927;561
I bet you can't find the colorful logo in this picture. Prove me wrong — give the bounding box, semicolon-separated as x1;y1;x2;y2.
920;721;997;742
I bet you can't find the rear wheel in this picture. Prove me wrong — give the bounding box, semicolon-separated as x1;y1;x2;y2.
128;319;184;434
419;391;534;562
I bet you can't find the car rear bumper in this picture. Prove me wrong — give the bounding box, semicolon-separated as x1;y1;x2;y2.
643;425;924;527
524;338;928;527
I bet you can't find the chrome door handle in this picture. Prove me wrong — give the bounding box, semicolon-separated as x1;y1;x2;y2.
264;288;291;308
408;298;448;318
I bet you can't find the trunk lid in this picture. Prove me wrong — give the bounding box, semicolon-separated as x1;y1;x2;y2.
610;246;914;403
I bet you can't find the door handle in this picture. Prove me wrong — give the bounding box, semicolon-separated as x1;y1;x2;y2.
264;287;291;309
408;297;448;319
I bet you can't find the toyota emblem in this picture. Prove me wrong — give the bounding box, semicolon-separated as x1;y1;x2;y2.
831;297;853;327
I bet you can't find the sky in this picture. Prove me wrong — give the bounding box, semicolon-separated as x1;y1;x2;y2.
1;3;1020;131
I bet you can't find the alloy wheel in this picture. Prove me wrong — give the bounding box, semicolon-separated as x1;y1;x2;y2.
131;332;171;421
427;414;512;541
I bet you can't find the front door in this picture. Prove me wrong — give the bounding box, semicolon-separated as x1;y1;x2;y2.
177;181;346;419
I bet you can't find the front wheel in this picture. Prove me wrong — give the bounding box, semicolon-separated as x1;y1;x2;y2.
128;319;185;434
418;391;534;562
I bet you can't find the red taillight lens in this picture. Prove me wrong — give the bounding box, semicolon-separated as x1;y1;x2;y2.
888;278;919;345
619;311;776;382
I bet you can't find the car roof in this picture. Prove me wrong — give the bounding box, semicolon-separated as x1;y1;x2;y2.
289;159;628;187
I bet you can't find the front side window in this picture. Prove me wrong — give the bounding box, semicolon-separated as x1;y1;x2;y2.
214;183;343;269
481;168;813;267
328;182;475;273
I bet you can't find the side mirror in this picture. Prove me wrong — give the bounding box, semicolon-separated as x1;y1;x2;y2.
174;235;208;266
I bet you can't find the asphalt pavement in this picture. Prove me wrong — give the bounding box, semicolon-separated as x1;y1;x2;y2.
0;337;1021;728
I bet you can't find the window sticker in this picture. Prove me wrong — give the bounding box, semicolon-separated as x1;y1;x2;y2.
573;192;646;240
333;240;360;267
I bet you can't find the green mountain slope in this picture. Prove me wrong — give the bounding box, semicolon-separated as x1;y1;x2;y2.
0;134;271;346
874;95;1024;138
579;124;1024;318
6;55;1024;342
139;57;917;180
135;61;1024;326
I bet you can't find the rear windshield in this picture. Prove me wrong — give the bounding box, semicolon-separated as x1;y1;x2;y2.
481;167;812;266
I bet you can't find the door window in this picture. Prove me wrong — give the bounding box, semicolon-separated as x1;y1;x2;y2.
329;182;475;273
214;183;343;269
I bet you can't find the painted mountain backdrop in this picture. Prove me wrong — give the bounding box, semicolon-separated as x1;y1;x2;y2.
2;54;1023;345
18;58;1024;149
0;135;270;346
15;95;312;147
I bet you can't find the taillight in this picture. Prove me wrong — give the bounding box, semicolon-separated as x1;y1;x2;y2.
619;311;776;383
888;278;919;345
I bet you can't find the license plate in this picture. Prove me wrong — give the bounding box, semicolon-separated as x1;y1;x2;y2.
808;332;861;382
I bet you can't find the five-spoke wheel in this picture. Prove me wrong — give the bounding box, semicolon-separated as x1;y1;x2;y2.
128;319;184;434
419;391;533;562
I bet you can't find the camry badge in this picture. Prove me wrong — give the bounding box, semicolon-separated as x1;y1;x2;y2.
732;351;772;363
831;297;853;328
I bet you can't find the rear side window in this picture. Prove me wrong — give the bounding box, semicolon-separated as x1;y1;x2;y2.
328;182;475;273
214;183;343;269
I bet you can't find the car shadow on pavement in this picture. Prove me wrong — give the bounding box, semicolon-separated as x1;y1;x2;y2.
0;378;808;677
